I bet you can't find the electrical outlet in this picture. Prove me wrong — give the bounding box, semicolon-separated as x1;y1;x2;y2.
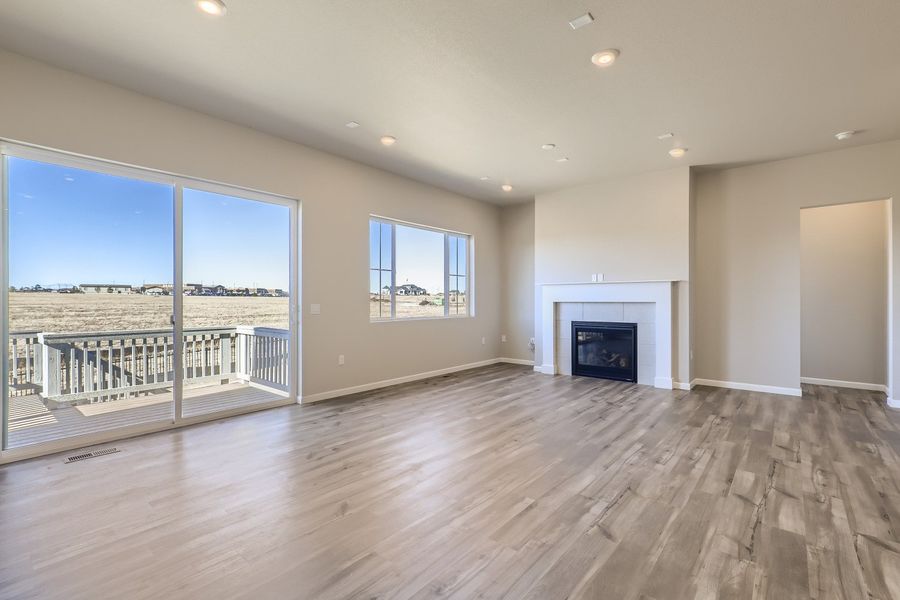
338;354;345;365
481;336;486;345
501;334;507;343
310;303;321;315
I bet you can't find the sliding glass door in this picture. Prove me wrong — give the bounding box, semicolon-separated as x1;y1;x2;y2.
3;156;175;449
1;144;298;457
179;186;292;418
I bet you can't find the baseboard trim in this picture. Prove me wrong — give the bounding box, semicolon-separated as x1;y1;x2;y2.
302;358;529;404
673;381;693;391
800;377;888;394
497;357;535;366
691;378;802;397
534;364;555;375
888;397;900;409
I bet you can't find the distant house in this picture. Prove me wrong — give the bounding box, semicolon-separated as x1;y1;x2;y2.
383;284;427;296
254;288;270;297
140;284;172;296
80;283;133;294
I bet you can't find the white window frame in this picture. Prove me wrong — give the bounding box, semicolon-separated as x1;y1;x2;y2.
369;215;472;321
0;139;302;463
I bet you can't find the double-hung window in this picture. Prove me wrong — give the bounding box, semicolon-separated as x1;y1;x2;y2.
369;216;471;320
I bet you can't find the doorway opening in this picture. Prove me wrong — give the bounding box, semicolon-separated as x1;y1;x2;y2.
800;199;889;393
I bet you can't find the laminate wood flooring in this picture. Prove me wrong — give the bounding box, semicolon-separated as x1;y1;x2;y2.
2;364;899;599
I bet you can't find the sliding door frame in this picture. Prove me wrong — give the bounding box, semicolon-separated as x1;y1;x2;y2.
0;140;301;464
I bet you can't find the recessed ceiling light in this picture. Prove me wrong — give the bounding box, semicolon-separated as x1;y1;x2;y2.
64;176;75;182
541;143;556;150
835;130;855;141
657;132;674;140
668;147;687;158
501;184;513;192
568;13;594;30
196;0;227;16
556;157;569;162
479;176;490;181
591;49;619;67
345;121;360;128
380;135;397;146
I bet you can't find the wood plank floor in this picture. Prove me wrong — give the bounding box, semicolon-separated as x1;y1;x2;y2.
2;364;900;599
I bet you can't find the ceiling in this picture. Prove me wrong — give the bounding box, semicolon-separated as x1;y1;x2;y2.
0;1;899;205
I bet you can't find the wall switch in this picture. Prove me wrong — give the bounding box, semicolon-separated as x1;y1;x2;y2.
501;334;507;342
310;303;321;315
338;354;345;365
481;336;486;345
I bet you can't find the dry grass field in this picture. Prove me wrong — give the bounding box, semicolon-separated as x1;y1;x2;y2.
369;294;467;319
8;292;290;332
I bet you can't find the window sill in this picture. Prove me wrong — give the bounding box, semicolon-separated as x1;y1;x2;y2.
370;314;472;323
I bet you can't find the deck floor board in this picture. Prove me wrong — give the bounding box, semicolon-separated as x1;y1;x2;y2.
7;383;286;448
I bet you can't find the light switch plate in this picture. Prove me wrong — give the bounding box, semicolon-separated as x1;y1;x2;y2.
310;303;321;315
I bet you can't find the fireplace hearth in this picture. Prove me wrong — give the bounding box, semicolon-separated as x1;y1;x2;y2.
571;321;638;382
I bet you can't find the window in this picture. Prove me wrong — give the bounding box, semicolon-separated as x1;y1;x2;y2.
369;217;471;320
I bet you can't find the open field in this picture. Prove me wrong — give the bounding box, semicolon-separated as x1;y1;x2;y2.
8;292;290;332
370;294;468;319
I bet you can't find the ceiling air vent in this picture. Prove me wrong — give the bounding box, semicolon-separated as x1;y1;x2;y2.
568;13;594;30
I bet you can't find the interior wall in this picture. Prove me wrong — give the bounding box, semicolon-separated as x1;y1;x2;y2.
694;139;900;394
533;167;692;385
499;200;535;362
0;50;503;399
800;200;888;385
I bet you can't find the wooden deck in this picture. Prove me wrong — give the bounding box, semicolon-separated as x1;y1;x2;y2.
7;382;288;448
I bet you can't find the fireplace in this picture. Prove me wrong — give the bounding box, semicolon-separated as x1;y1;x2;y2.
571;321;638;382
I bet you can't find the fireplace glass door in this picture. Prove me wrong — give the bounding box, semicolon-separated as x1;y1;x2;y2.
571;321;638;382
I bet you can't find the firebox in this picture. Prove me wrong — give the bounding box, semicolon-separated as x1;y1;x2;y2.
571;321;638;382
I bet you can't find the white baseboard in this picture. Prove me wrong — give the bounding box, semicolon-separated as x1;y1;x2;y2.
800;377;888;394
498;357;535;366
691;378;802;397
534;364;555;375
302;357;530;404
673;381;693;391
888;397;900;409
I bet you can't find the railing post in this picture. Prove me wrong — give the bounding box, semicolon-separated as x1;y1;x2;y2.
38;334;62;398
33;336;43;385
220;332;232;378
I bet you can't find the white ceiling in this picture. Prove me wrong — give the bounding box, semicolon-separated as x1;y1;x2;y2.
1;1;899;205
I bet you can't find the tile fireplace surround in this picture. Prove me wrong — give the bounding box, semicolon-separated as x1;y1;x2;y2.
536;281;675;389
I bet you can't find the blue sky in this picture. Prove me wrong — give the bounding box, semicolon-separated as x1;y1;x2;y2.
8;157;289;289
369;221;467;295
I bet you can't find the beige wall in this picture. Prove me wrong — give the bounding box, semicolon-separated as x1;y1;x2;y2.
801;200;888;385
694;139;900;393
533;167;692;385
0;50;503;398
499;201;535;362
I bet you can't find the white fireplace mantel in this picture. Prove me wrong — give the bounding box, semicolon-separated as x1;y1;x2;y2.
536;281;675;389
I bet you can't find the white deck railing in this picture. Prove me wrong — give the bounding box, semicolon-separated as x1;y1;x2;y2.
7;326;289;405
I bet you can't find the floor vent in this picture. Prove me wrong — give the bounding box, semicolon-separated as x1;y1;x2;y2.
64;447;120;463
